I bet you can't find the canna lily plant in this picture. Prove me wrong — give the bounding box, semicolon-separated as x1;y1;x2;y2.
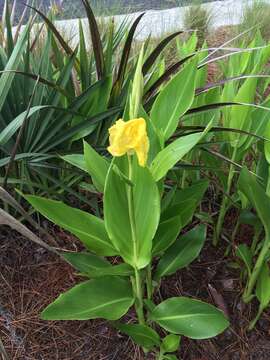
24;48;229;358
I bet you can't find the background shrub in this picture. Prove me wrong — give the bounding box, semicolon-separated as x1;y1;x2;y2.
238;0;270;41
183;1;212;47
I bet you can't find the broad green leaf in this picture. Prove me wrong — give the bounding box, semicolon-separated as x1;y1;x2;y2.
239;210;262;231
151;57;198;140
264;119;270;164
88;263;133;277
139;105;162;163
150;123;211;181
178;32;197;57
152;216;182;256
161;334;181;353
41;277;134;320
242;97;270;153
62;150;123;194
63;252;110;272
256;262;270;308
161;185;177;213
171;176;207;205
153;180;209;255
61;154;87;172
129;46;144;119
229;78;257;147
25;196;117;256
150;297;229;339
63;252;133;277
144;57;165;94
84;141;109;192
155;225;206;279
104;158;160;269
196;43;208;88
115;323;160;349
153;180;209;256
164;197;205;226
171;179;209;207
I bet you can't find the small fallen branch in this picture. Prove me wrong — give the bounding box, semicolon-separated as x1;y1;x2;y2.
0;208;58;255
0;337;9;360
0;186;58;247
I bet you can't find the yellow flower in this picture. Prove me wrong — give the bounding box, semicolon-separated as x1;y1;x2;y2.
108;118;149;167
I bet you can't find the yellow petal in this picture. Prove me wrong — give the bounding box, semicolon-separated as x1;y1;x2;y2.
107;120;126;156
135;133;149;167
107;118;149;166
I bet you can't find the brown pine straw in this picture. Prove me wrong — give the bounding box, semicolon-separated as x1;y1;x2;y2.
1;219;270;360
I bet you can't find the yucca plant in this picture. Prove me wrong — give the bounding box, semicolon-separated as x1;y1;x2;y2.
0;0;183;202
183;1;212;47
238;0;270;42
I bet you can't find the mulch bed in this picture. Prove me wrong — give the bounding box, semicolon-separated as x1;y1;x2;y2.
1;216;270;360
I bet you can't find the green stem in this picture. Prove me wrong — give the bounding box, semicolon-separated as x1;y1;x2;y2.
146;264;152;300
134;268;145;325
127;155;145;325
181;169;186;189
231;216;240;244
248;305;265;331
243;236;270;303
214;146;237;246
214;197;228;246
181;152;192;189
127;156;137;264
251;229;262;254
156;350;164;360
